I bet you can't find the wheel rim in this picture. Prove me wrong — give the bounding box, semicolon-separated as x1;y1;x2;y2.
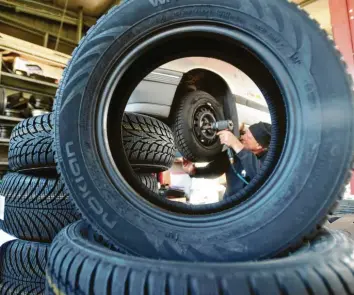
193;103;218;146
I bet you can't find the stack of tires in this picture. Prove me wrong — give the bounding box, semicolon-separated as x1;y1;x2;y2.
0;111;175;294
31;0;354;294
0;114;80;294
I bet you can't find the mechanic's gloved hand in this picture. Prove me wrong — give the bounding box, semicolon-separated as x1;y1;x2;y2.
182;159;196;175
217;130;244;153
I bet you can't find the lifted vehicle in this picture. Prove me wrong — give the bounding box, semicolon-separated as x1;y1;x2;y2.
126;57;271;162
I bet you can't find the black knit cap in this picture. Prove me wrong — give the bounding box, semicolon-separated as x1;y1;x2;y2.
249;122;272;148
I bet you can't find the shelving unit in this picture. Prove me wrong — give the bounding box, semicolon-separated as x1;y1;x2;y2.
0;138;10;145
0;115;23;123
0;72;58;97
0;34;69;170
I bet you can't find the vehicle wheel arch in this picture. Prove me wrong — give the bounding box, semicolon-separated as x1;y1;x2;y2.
169;68;239;134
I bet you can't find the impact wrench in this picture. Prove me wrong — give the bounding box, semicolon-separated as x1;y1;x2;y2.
204;120;249;185
208;120;235;164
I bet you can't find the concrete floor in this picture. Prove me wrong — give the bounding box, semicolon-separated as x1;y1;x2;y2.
327;215;354;239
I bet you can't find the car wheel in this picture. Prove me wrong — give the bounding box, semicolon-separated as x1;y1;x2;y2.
172;90;224;162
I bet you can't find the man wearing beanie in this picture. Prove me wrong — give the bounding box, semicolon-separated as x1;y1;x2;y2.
183;122;271;199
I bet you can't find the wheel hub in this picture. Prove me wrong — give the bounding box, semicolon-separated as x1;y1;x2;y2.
193;104;218;146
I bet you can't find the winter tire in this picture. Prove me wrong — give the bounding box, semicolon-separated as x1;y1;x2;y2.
53;0;354;261
0;282;44;295
0;239;47;294
46;221;354;295
122;112;175;172
137;173;158;194
9;114;54;171
0;172;80;242
172;90;225;162
9;112;174;173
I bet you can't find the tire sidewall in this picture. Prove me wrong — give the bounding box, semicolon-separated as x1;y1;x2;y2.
55;1;354;260
49;222;351;278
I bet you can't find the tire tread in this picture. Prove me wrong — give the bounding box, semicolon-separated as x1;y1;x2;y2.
9;114;54;171
122;112;175;172
46;223;354;295
137;173;158;194
0;173;80;242
0;239;48;287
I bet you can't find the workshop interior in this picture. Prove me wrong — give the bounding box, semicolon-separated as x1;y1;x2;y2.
0;0;353;294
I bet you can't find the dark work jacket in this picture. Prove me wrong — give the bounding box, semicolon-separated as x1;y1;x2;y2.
193;149;267;199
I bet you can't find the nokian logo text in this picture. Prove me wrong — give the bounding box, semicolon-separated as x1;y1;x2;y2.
149;0;170;7
65;141;117;229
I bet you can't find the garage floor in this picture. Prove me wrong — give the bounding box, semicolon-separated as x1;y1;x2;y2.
327;215;354;240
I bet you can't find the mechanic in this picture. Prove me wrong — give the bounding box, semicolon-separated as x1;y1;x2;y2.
183;122;272;199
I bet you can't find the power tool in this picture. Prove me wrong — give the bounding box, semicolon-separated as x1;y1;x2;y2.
209;120;235;164
203;119;249;185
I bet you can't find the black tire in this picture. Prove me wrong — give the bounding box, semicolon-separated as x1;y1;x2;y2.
9;112;173;173
53;0;354;262
0;282;44;295
9;113;54;172
46;221;354;295
0;172;80;242
122;112;175;172
173;90;224;162
0;239;47;293
137;173;158;194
